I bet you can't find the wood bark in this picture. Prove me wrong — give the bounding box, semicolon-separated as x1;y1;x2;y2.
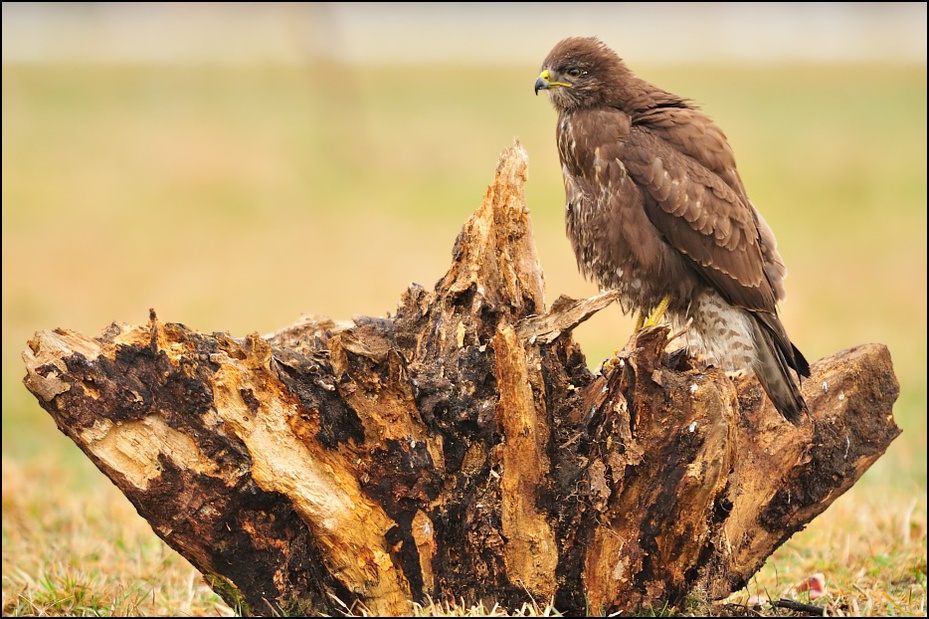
22;142;900;616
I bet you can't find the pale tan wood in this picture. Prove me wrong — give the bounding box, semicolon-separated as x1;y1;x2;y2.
22;142;900;616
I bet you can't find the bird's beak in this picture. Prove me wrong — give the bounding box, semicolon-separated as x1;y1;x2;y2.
534;69;571;96
534;70;551;95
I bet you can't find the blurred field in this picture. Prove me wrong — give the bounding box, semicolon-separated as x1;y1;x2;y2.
2;61;926;615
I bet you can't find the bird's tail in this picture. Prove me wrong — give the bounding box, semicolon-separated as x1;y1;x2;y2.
750;314;811;425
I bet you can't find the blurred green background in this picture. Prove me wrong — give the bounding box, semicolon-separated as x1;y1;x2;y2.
2;3;926;614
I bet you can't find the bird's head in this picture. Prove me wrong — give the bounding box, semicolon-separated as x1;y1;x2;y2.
534;37;629;112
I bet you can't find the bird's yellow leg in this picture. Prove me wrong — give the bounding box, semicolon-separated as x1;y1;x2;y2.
603;296;671;375
641;295;671;328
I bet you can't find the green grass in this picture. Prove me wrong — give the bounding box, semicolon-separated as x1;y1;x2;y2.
2;61;926;616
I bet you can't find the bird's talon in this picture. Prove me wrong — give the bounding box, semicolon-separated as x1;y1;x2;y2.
602;349;622;374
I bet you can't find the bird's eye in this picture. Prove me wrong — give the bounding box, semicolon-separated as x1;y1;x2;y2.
566;68;583;78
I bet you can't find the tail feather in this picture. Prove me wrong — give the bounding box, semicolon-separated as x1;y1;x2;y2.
750;315;808;425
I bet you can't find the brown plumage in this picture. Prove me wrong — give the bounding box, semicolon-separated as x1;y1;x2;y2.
534;36;810;424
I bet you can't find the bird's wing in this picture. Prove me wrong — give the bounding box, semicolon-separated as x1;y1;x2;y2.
633;107;789;302
619;120;779;313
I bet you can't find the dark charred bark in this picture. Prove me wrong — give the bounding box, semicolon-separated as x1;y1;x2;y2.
22;142;900;616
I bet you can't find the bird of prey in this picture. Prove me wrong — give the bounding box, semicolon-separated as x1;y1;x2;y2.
534;37;810;424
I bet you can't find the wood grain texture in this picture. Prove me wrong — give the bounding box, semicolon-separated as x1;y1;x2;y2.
22;142;900;616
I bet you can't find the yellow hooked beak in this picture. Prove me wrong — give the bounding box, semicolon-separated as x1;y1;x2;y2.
534;69;572;95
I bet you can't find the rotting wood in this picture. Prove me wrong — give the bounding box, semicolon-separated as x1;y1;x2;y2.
22;141;900;616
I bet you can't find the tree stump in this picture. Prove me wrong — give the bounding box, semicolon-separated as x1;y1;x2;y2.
22;142;900;616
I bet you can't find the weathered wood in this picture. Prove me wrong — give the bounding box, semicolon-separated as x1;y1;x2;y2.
22;142;900;616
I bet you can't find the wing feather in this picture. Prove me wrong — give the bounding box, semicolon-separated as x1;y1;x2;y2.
558;106;783;315
622;122;778;312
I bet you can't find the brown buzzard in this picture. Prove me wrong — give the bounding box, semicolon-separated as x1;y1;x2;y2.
534;37;810;424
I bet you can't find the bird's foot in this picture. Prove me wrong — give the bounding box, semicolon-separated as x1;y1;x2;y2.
639;296;671;329
601;349;624;374
610;296;673;374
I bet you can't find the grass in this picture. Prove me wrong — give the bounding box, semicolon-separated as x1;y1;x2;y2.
2;60;926;616
733;489;926;616
2;456;232;616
